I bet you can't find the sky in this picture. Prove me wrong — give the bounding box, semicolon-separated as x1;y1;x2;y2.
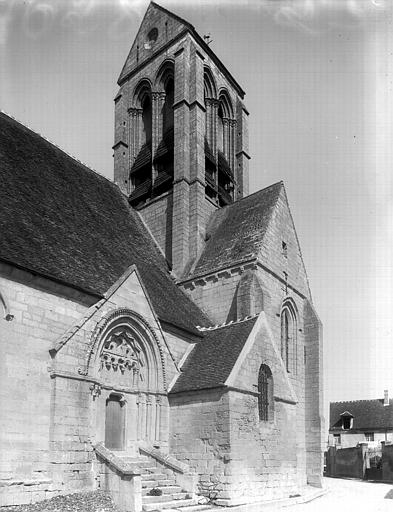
0;0;392;414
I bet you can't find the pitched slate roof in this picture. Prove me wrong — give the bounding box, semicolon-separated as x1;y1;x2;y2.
0;112;210;335
330;399;393;431
189;182;282;278
170;317;257;393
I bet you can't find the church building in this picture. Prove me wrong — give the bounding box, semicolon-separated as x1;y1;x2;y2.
0;2;324;510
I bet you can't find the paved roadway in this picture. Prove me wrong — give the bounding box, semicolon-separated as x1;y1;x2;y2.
283;477;393;511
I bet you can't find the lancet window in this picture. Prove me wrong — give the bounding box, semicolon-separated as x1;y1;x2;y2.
280;301;297;374
258;364;273;422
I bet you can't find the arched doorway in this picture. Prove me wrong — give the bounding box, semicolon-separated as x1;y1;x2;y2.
105;394;125;450
88;309;167;453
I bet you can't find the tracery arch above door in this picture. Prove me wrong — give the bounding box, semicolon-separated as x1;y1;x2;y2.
80;308;166;393
99;325;148;389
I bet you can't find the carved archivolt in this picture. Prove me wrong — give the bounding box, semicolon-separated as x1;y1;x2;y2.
79;308;167;390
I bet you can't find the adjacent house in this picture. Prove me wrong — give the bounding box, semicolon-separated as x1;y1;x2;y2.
329;391;393;448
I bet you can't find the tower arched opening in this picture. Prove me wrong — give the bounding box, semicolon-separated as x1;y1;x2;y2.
204;68;218;202
217;93;235;206
129;81;153;207
153;73;174;197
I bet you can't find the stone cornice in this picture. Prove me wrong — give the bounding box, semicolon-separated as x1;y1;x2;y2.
112;140;128;150
173;177;205;188
172;98;206;113
49;369;167;396
178;258;307;300
235;150;251;160
178;258;258;288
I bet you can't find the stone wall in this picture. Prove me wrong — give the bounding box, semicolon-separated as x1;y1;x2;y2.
0;266;89;505
225;315;306;504
258;189;310;299
176;182;324;493
168;389;230;498
181;264;307;391
182;270;242;324
168;307;313;506
226;391;299;504
49;377;95;495
304;301;324;486
0;265;190;506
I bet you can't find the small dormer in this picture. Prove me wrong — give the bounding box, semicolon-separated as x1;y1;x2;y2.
340;411;354;430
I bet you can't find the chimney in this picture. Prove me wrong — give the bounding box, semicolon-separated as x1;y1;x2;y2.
384;389;389;406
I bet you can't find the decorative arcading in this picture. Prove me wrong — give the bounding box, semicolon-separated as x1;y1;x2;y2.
78;308;167;390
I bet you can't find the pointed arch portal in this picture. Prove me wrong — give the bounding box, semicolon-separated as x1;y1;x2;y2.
86;309;166;451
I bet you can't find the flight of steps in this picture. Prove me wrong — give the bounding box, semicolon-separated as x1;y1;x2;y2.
118;454;215;512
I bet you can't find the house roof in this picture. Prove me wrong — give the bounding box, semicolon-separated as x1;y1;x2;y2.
0;112;210;335
189;182;282;278
170;317;257;393
330;399;393;431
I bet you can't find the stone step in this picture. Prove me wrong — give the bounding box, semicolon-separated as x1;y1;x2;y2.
176;505;215;512
117;455;150;461
143;485;182;496
142;466;162;473
141;472;168;481
142;479;177;489
143;492;189;504
157;509;213;512
119;459;153;468
143;498;198;512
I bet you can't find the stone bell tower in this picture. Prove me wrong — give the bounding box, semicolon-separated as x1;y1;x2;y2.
113;2;250;277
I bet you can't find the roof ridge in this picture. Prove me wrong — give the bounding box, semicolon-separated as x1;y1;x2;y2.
220;180;284;213
0;110;115;188
197;314;258;332
331;398;389;404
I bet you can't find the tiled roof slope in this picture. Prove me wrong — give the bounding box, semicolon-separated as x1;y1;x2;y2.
170;317;257;393
330;399;393;431
0;112;210;334
190;182;282;278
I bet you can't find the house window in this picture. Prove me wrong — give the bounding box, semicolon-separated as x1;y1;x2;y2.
258;364;273;422
365;432;374;442
333;434;341;446
342;416;352;430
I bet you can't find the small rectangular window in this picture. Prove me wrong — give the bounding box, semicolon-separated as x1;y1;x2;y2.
282;241;288;258
333;434;341;446
365;432;374;442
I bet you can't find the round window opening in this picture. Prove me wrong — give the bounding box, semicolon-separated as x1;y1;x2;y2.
145;27;158;49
